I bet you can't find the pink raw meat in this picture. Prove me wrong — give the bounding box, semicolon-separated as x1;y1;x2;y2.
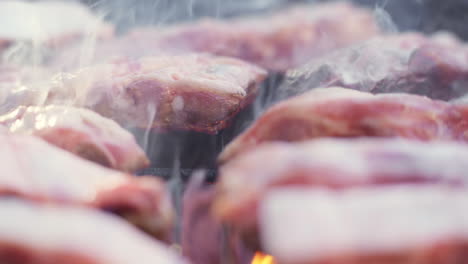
216;138;468;249
219;87;468;163
0;132;172;240
0;1;113;54
0;199;186;264
0;105;149;172
128;1;379;72
49;54;267;134
281;32;468;101
260;187;468;264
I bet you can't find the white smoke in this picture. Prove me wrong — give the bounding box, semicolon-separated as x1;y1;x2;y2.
373;6;399;33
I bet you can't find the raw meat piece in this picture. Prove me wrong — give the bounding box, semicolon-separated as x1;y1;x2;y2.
219;87;468;162
49;54;267;134
0;65;52;114
0;132;172;240
260;187;468;264
51;1;378;72
48;31;169;71
128;2;379;72
0;1;113;53
182;181;223;264
280;32;468;101
0;105;149;172
0;199;186;264
181;173;254;264
215;138;468;249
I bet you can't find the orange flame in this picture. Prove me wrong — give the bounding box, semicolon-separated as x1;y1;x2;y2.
251;252;276;264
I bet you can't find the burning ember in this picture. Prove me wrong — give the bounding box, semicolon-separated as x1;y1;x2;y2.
251;252;276;264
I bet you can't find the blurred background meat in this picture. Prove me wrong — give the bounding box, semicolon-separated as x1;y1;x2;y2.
79;0;468;41
280;32;468;102
0;1;113;64
126;2;379;72
51;1;380;72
